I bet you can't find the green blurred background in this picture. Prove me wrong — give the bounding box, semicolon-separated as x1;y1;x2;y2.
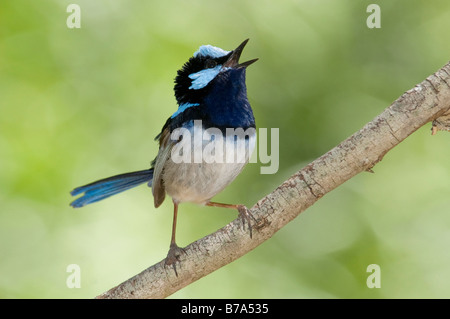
1;0;449;298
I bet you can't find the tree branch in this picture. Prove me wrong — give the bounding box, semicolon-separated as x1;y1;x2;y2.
97;61;450;299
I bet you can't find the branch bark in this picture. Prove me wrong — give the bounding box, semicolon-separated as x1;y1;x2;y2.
97;61;450;299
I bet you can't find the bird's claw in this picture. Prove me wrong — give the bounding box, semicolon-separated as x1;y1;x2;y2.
165;243;186;276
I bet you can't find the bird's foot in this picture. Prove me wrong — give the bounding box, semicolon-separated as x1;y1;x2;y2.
236;205;257;239
165;243;186;276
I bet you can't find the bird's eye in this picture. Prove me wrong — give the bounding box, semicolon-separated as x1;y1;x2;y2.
205;59;217;69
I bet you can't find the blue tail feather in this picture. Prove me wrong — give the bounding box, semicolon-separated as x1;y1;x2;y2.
70;169;153;208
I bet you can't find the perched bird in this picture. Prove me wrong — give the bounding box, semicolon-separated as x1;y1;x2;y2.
70;39;258;273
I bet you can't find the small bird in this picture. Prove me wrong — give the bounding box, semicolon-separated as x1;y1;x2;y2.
70;39;258;274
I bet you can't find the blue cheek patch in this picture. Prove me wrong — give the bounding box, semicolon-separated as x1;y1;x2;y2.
171;102;200;118
188;65;223;90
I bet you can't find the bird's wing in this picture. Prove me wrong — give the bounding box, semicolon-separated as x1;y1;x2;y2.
152;125;174;208
152;107;202;207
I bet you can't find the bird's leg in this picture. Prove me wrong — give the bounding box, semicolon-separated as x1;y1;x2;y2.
165;200;185;276
206;201;256;238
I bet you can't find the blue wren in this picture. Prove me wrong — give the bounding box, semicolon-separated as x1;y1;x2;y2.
70;39;258;274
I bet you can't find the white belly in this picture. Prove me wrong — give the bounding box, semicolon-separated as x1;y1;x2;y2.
163;127;256;204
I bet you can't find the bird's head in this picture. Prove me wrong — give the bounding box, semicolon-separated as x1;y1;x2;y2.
174;39;258;105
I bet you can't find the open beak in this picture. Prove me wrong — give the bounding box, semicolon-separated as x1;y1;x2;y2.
223;38;258;69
